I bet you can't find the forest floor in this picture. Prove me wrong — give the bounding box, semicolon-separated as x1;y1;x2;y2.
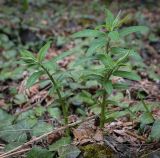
0;0;160;158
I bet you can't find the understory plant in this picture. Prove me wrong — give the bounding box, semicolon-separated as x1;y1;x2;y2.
72;9;148;128
20;42;76;134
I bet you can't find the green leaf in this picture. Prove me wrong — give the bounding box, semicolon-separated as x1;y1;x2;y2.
32;122;53;136
38;42;51;62
103;80;113;94
113;83;129;89
47;107;61;119
117;14;131;27
112;11;121;29
5;142;23;152
72;56;96;67
115;50;130;65
14;94;27;105
20;49;37;65
82;73;103;82
97;53;114;67
26;71;44;88
50;50;74;63
80;69;105;79
34;106;46;117
86;37;107;55
105;9;114;30
111;47;130;54
150;120;160;140
49;137;71;151
20;50;35;59
106;100;118;106
79;90;95;105
27;147;53;158
72;29;105;38
58;145;81;158
108;30;120;41
119;26;149;37
0;123;27;143
43;61;58;71
140;112;154;125
0;109;14;128
113;70;141;81
106;110;129;120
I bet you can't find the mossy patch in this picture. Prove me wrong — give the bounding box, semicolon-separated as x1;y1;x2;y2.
80;144;116;158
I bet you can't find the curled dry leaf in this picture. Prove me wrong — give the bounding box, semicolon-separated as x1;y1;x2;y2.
72;118;103;145
47;131;63;144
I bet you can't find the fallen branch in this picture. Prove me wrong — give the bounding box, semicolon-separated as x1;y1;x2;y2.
0;115;96;158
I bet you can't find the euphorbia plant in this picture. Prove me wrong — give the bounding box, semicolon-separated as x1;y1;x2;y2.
72;9;148;128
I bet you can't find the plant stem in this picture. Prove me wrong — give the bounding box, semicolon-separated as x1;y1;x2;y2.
100;93;107;128
106;38;110;54
140;96;154;121
39;63;69;131
100;38;111;128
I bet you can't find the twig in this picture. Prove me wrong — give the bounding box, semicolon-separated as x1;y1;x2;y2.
140;147;160;158
14;91;48;117
0;148;30;158
0;115;96;158
125;130;146;142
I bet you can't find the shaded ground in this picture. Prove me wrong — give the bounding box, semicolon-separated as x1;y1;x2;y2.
0;0;160;157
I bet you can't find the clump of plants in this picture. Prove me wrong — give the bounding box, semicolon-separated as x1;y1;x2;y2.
21;9;148;130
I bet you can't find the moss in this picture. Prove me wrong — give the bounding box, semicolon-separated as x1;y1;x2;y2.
80;144;116;158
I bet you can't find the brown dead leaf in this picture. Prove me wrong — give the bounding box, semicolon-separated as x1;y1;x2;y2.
48;131;62;144
68;115;78;123
0;99;5;107
93;129;103;142
72;117;104;145
28;84;40;97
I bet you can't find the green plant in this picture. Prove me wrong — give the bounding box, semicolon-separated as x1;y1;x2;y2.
20;42;74;134
138;92;154;125
72;9;148;128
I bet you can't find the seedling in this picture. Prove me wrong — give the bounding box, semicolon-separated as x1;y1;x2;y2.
72;9;148;128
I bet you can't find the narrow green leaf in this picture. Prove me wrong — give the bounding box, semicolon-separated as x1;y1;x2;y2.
97;53;114;67
103;80;113;94
105;9;114;30
108;30;120;41
72;56;96;67
21;57;36;64
113;83;129;89
112;10;121;29
72;29;105;38
106;100;118;105
113;70;141;81
117;14;131;27
20;49;37;65
26;71;44;88
87;37;107;55
115;50;130;65
20;50;35;59
51;50;74;63
83;74;103;82
119;26;149;37
38;42;51;62
111;47;130;54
